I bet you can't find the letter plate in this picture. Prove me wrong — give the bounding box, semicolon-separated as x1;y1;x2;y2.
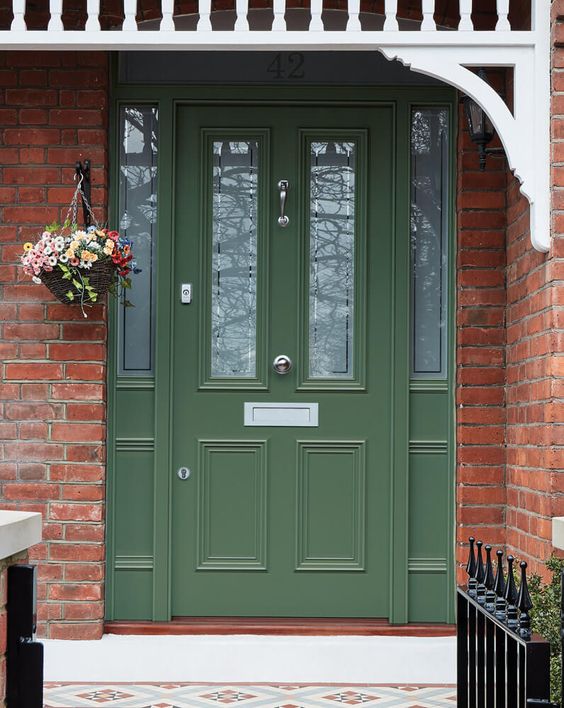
244;402;318;427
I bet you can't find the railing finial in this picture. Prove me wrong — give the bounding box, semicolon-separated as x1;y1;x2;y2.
493;549;506;620
475;540;486;604
517;561;533;640
504;555;519;630
484;545;496;612
466;536;477;596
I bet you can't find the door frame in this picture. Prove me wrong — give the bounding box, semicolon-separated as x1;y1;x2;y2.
106;79;457;625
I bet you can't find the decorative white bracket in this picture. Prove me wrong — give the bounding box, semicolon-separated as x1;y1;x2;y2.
380;36;551;252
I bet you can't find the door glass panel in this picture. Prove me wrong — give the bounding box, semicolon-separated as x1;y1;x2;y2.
308;140;356;380
410;107;449;379
211;140;259;378
117;105;158;376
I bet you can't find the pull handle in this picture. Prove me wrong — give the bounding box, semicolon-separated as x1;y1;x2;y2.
278;179;289;227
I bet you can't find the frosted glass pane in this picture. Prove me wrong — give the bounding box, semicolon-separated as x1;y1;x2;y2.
118;106;158;376
211;140;258;378
309;141;356;380
410;108;449;379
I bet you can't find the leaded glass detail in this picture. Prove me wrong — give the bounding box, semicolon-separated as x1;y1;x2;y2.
410;108;449;379
118;105;158;376
308;141;356;380
211;140;259;378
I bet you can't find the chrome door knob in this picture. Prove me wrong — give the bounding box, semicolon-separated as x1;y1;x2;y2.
273;355;293;374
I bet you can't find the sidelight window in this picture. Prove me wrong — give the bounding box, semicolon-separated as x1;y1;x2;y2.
410;107;449;380
117;105;159;376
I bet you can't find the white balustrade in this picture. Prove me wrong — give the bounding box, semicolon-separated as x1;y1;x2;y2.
495;0;510;31
11;0;26;30
421;0;436;30
383;0;398;31
5;0;529;35
123;0;137;30
161;0;175;30
85;0;101;30
309;0;323;32
458;0;473;30
48;0;63;30
235;0;249;32
197;0;212;31
272;0;285;31
346;0;360;32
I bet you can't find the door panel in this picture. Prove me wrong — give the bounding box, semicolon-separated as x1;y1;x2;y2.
172;104;393;617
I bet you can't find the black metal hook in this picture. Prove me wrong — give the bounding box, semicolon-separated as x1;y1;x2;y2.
75;159;91;229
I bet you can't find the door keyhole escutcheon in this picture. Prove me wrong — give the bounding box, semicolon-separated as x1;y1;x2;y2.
278;179;289;227
177;467;191;480
273;354;293;374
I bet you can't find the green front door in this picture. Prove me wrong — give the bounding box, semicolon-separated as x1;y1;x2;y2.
171;102;393;617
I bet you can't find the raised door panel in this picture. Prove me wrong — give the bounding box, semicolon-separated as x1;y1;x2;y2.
197;440;267;570
296;441;365;571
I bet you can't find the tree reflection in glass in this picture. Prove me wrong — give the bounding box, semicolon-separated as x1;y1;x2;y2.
118;106;158;375
410;108;449;378
211;140;258;378
309;141;356;380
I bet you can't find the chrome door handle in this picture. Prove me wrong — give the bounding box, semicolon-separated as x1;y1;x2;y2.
278;179;289;227
273;354;293;374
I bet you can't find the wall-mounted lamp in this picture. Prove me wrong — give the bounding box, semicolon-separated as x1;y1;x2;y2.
462;70;505;171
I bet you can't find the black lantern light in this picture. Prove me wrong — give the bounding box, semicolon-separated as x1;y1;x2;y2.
463;69;504;171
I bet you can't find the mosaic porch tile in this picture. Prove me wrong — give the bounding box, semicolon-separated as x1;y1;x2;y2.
43;683;457;708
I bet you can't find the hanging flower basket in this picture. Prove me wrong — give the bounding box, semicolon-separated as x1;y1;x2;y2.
20;177;139;317
39;256;117;305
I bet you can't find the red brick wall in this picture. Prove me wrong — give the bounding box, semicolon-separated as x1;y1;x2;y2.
0;51;109;639
455;82;508;578
504;178;560;576
497;2;564;576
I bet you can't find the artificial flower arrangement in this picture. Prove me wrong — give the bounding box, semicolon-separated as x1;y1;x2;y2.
21;222;138;317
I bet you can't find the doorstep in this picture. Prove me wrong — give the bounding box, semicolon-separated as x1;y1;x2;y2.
43;634;457;684
105;618;456;636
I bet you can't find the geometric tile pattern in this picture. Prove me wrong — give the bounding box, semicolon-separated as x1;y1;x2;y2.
43;683;457;708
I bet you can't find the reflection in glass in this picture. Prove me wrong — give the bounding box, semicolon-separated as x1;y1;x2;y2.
118;105;158;375
211;140;258;378
410;108;449;379
309;141;356;379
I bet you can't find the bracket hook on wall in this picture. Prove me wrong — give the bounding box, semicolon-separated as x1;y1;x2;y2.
75;159;91;229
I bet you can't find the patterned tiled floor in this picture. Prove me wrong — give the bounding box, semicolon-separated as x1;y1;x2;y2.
43;683;457;707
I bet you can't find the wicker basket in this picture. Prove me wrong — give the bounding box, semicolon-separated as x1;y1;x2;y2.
40;259;116;304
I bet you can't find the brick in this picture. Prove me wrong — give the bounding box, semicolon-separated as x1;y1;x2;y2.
48;623;103;640
4;363;63;380
49;583;102;601
2;484;58;500
49;542;104;560
49;504;103;523
51;423;104;443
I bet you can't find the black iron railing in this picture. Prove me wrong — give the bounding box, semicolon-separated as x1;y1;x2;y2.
457;537;558;708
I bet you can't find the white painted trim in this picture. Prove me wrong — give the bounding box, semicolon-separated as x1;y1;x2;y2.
0;510;42;561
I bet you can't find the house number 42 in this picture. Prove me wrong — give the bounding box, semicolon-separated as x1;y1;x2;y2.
267;53;305;80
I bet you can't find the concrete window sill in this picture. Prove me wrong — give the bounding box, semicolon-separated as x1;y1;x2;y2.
0;510;42;561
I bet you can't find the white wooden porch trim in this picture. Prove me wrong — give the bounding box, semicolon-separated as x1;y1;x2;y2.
1;1;551;252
